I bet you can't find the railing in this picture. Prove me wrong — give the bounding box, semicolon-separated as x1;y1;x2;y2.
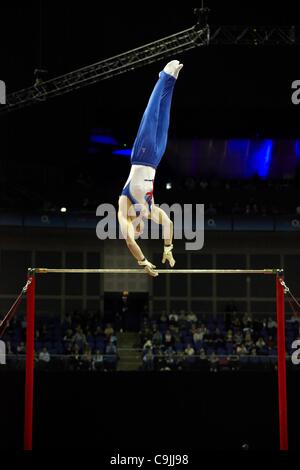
2;351;296;370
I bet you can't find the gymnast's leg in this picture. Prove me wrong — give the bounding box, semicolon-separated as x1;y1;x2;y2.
131;60;183;169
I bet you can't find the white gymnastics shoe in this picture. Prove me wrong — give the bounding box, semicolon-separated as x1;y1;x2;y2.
163;60;183;79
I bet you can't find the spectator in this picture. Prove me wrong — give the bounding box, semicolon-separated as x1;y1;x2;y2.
266;336;276;350
209;352;219;372
143;339;153;352
198;348;208;369
105;340;118;371
187;311;197;323
152;328;163;346
184;343;195;356
193;327;203;343
244;331;253;349
104;323;114;339
72;326;87;352
39;347;51;363
63;328;74;354
169;311;178;323
17;342;25;354
93;349;104;371
82;347;93;370
164;330;174;349
236;344;248;355
256;337;266;351
143;350;154;370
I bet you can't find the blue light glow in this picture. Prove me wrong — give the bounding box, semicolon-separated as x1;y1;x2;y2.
295;139;300;161
90;135;118;145
251;139;273;178
227;139;249;153
112;149;132;156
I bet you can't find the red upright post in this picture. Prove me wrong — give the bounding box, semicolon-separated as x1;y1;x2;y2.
276;274;288;450
24;273;35;451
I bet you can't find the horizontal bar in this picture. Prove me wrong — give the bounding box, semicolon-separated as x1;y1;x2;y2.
30;268;281;275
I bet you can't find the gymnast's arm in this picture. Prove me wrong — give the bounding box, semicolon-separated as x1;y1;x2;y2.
118;204;158;277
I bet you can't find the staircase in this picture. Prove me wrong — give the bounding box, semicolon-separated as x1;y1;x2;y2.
117;332;141;371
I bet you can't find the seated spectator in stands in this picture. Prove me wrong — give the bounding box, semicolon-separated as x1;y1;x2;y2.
39;347;50;363
104;323;114;339
154;347;166;370
110;332;118;346
241;313;253;332
209;352;219;372
267;317;277;335
93;349;104;371
63;328;74;354
236;344;248;355
169;324;180;342
184;343;195;356
152;328;163;346
17;341;25;354
165;347;176;369
244;331;253;349
143;349;154;370
186;311;197;323
72;326;87;352
164;330;175;349
226;329;233;343
143;339;153;352
266;336;276;350
198;324;207;341
105;339;118;370
198;348;208;369
234;329;243;344
193;327;203;343
139;325;152;346
256;337;266;351
71;344;83;371
169;310;178;324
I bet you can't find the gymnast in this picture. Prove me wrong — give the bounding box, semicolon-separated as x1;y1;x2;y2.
118;60;183;276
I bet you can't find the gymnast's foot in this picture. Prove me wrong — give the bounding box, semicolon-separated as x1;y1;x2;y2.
163;60;183;79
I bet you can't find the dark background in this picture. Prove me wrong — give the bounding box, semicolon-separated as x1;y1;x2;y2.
1;3;300;453
1;2;300;211
1;369;299;451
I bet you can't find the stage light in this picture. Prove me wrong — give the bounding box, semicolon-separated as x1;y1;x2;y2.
60;207;67;213
166;182;172;190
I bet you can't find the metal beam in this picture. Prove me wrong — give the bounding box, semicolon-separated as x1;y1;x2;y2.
0;25;209;114
1;24;298;115
31;268;280;275
210;25;299;46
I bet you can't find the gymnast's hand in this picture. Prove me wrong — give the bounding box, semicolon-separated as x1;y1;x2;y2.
138;258;158;277
162;244;175;268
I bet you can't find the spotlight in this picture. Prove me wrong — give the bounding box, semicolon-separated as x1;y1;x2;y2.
60;207;67;213
166;182;172;190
